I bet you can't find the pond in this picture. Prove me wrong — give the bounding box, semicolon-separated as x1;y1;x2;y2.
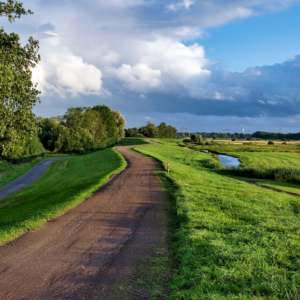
218;154;240;168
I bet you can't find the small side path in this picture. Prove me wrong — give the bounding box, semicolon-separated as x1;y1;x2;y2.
0;158;61;200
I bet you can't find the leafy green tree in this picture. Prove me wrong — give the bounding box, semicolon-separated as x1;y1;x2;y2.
113;111;125;141
38;118;61;151
139;122;158;138
0;0;40;159
44;105;125;153
158;122;177;138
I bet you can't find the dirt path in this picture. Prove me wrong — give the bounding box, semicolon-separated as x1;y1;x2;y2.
0;147;168;300
0;158;61;200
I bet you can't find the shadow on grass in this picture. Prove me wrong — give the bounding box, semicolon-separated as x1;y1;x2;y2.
118;138;149;146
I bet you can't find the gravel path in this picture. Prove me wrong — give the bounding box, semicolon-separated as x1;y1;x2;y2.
0;147;167;300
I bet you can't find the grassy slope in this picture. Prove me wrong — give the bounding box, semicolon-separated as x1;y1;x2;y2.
255;180;300;196
0;148;126;245
234;152;300;170
136;140;300;300
0;158;43;188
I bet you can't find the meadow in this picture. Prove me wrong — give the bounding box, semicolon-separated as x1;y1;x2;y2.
0;148;126;245
135;139;300;299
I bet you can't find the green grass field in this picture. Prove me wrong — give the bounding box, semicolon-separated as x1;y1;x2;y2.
0;158;43;188
234;152;300;170
135;140;300;299
0;148;126;245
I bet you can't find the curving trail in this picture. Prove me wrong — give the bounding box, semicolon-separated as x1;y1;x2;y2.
0;147;167;300
0;158;60;200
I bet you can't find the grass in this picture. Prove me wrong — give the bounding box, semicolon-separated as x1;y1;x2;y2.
235;152;300;170
190;141;300;184
255;180;300;196
0;148;126;245
190;142;300;153
135;140;300;299
0;158;42;188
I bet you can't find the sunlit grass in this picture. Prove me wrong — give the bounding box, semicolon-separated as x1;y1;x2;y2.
136;140;300;299
0;148;126;245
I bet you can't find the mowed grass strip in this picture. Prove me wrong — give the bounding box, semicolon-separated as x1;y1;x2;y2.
0;148;126;245
136;140;300;300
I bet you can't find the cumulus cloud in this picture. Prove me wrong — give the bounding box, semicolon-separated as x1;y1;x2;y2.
32;32;103;97
115;63;161;91
6;0;299;124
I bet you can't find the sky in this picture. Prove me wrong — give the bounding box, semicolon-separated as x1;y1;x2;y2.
3;0;300;132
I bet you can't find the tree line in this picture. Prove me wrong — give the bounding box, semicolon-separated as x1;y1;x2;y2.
125;122;177;138
38;106;125;154
178;131;300;141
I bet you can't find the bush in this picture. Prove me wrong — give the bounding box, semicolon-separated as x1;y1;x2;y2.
268;140;274;145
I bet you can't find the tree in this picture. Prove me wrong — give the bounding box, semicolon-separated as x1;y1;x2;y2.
42;105;126;153
0;0;40;159
113;111;125;141
139;122;158;138
38;118;61;151
158;122;177;138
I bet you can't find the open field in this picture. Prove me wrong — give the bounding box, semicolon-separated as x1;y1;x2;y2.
135;139;300;299
0;148;126;245
191;141;300;153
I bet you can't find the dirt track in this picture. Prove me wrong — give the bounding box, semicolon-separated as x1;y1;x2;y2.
0;147;168;300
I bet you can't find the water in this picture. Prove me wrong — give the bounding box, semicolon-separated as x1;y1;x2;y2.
218;154;240;168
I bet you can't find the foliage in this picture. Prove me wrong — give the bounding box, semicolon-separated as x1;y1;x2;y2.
38;105;125;153
0;0;32;21
136;140;300;299
117;137;148;146
126;122;177;138
0;148;126;245
253;131;300;141
38;118;61;151
0;0;40;160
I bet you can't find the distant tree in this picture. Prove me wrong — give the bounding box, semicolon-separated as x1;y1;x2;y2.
158;122;177;138
190;134;197;143
139;122;158;138
125;127;139;137
0;0;40;159
38;118;61;151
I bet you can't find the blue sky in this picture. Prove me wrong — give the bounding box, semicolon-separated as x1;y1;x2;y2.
200;4;300;71
4;0;300;132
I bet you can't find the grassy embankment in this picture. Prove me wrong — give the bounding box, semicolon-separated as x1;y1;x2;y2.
190;142;300;185
135;140;300;299
0;148;126;245
0;158;43;188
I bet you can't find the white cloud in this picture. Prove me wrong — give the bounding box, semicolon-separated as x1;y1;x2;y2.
138;37;210;80
32;33;102;97
13;0;300;119
116;63;161;91
167;0;195;11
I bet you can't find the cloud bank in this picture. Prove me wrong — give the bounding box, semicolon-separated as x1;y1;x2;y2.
4;0;300;130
